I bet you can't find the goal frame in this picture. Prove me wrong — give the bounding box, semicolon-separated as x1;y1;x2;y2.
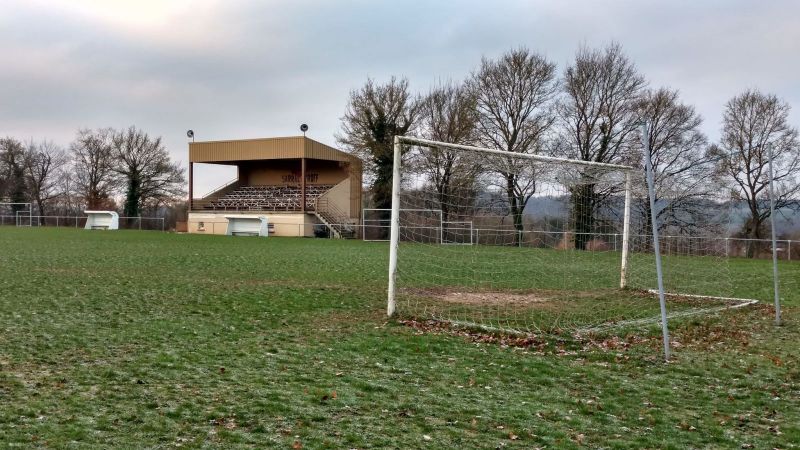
385;135;635;317
385;132;776;362
362;208;444;242
441;221;474;245
0;202;32;227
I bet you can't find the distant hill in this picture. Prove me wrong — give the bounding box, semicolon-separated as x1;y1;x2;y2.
520;195;799;235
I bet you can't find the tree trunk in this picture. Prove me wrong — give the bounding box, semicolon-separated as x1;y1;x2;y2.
373;161;393;240
438;189;450;239
124;175;141;218
506;175;523;246
36;199;45;226
10;167;26;212
746;217;764;258
88;189;100;210
640;201;654;253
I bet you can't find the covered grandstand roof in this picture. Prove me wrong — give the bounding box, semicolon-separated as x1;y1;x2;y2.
189;136;361;165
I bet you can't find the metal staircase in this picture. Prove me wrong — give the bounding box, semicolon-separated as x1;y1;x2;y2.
314;198;356;239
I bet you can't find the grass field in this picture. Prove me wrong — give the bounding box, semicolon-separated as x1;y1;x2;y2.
0;227;798;448
396;240;788;333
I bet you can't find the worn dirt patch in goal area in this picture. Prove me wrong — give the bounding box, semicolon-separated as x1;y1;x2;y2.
405;288;553;306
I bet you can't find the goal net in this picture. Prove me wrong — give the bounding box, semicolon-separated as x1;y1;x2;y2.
387;137;753;335
363;208;443;242
0;203;32;227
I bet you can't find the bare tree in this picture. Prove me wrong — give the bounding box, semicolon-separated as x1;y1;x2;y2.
24;140;69;219
711;89;800;257
53;168;82;216
635;88;715;236
0;137;29;213
558;42;646;249
415;81;480;224
471;48;559;245
337;77;420;215
111;126;185;218
71;128;118;210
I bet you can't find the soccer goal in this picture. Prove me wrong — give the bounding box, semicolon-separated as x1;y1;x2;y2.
0;203;32;227
385;136;757;339
362;208;443;242
442;221;474;245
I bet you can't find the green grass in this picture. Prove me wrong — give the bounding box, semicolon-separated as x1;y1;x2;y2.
395;242;791;333
0;227;798;448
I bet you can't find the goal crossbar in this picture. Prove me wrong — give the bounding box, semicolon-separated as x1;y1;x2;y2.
397;136;636;172
386;133;764;363
386;136;635;317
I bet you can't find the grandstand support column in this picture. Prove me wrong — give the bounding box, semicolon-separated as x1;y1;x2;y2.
188;162;193;211
620;172;632;288
387;136;402;317
301;157;306;212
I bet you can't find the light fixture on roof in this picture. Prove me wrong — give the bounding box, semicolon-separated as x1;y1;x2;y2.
186;129;195;142
300;124;308;137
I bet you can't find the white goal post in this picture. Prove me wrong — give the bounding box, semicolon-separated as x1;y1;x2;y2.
383;133;775;362
386;136;635;318
0;202;32;227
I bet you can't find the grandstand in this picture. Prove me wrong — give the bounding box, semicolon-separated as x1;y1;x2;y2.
188;136;362;237
207;184;335;211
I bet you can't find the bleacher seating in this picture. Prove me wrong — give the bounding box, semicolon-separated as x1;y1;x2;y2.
205;185;334;211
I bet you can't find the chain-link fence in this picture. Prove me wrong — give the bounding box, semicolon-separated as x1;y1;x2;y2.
0;215;166;231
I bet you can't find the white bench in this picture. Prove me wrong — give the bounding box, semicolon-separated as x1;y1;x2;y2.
84;211;119;230
225;215;270;237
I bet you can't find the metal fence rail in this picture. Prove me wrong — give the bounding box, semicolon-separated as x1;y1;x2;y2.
175;218;799;261
2;215;795;260
1;215;166;231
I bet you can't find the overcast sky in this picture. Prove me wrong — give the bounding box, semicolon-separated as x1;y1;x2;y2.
2;0;799;195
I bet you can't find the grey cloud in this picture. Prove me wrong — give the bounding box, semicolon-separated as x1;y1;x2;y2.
2;0;799;194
